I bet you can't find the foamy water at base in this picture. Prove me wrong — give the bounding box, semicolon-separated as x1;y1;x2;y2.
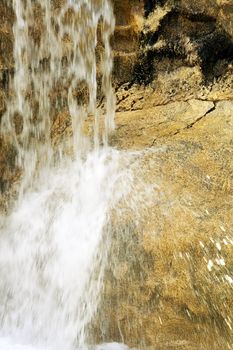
0;149;135;350
0;338;130;350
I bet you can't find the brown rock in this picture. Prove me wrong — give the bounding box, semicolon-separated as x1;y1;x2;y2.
90;100;233;350
111;99;215;148
1;2;233;349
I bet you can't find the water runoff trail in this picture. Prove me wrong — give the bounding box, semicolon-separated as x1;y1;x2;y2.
0;1;144;349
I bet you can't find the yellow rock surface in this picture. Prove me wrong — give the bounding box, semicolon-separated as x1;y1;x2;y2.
90;100;233;350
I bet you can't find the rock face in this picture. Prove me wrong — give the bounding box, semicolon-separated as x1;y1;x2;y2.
112;0;144;83
1;1;233;350
91;100;233;350
88;4;233;347
112;0;233;84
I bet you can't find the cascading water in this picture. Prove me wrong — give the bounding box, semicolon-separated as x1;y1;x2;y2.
2;0;115;192
0;1;133;349
0;149;133;350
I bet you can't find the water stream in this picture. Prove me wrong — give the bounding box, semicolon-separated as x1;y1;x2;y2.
0;1;134;349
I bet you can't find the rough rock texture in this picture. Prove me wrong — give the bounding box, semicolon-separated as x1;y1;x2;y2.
113;0;233;84
112;0;144;83
1;1;233;350
91;100;233;350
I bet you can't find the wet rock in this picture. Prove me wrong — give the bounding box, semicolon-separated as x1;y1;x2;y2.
91;100;233;350
1;1;233;349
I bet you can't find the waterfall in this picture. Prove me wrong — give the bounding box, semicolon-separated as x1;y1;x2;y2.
0;1;131;349
0;149;132;350
1;0;115;193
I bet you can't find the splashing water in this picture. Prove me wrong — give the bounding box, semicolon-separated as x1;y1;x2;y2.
0;1;134;350
0;149;134;350
0;339;131;350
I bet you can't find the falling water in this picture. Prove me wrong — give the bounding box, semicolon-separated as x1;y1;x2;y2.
1;0;115;193
0;149;134;350
0;1;132;349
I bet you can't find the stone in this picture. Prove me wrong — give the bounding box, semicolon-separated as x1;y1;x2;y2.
111;100;215;149
1;2;233;349
90;100;233;350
